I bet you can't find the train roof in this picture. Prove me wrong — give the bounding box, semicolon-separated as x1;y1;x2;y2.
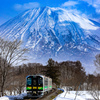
26;75;52;80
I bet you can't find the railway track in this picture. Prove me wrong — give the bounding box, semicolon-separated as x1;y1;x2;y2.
23;88;58;100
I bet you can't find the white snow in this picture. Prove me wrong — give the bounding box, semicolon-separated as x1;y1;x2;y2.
54;90;95;100
48;9;51;15
22;10;31;17
57;46;62;52
58;9;98;30
51;7;99;30
0;90;95;100
0;93;27;100
0;97;9;100
0;89;99;100
21;8;41;41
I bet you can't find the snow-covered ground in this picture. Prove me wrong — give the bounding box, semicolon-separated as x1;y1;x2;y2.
54;89;95;100
0;93;27;100
0;89;96;100
54;91;95;100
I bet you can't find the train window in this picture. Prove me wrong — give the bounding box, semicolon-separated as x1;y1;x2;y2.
33;79;37;85
27;78;32;85
44;80;48;85
38;78;43;85
44;78;48;85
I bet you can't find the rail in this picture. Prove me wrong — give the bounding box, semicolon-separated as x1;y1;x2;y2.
23;88;58;100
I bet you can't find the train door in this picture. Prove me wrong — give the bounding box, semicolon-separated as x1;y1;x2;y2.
32;76;38;95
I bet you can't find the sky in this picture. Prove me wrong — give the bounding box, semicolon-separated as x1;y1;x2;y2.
0;0;100;25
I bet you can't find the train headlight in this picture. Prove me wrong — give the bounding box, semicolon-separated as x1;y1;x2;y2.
33;87;37;89
26;87;32;90
38;87;43;90
33;91;36;94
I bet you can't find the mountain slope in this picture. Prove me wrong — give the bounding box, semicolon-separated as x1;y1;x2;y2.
0;6;100;72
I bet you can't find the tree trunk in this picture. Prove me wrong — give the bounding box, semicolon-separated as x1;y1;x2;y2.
1;74;6;96
1;85;4;96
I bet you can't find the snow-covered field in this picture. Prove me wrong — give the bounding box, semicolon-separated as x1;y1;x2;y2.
54;90;94;100
0;93;27;100
54;89;94;100
0;89;96;100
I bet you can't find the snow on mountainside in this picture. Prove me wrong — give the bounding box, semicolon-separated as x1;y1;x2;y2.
0;6;100;72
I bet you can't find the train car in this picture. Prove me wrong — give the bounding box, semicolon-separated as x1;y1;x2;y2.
26;75;52;98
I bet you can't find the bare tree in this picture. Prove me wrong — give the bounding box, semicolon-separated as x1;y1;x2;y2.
14;74;26;94
88;54;100;100
94;54;100;71
88;74;100;100
0;38;27;96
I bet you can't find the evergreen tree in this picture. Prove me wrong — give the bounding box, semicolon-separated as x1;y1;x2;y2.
44;58;60;85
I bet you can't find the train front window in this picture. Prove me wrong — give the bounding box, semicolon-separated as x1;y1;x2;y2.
33;79;37;85
38;77;43;85
27;78;32;85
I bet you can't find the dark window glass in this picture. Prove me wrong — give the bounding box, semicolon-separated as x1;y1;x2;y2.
38;78;43;85
27;78;32;85
33;79;37;85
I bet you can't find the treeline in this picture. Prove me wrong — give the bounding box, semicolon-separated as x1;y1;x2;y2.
1;58;100;96
0;38;100;97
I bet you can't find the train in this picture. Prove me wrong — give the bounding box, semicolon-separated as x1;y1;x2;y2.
26;75;52;98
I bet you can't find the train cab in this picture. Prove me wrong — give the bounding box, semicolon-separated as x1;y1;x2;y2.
26;75;43;97
26;75;52;98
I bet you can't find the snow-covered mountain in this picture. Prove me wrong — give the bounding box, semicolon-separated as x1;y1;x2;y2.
0;6;100;72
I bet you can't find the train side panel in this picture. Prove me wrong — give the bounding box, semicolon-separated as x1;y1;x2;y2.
43;77;48;92
48;78;52;91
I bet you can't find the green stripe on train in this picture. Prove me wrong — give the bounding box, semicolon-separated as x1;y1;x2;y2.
45;86;48;89
26;87;32;90
38;87;43;90
49;86;52;88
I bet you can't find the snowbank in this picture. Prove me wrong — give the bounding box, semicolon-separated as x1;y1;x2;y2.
54;89;94;100
0;90;95;100
0;93;27;100
0;97;9;100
